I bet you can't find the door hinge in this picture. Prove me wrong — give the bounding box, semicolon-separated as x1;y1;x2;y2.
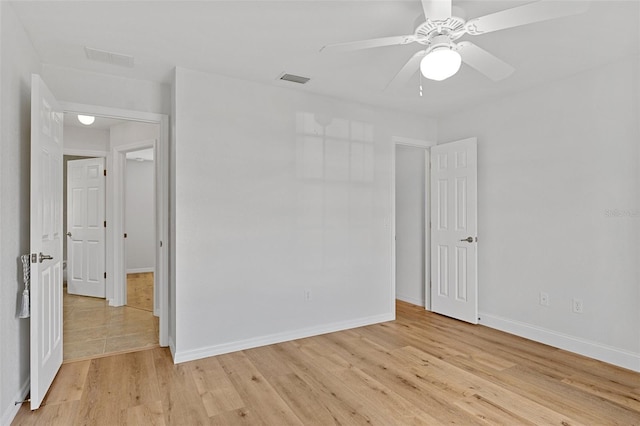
103;169;107;176
104;221;107;228
104;272;107;279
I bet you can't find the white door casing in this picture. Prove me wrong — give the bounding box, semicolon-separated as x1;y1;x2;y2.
30;74;64;410
430;137;478;324
66;157;106;298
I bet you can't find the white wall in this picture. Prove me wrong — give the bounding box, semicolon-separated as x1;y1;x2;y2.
438;58;640;371
125;158;155;273
110;120;159;148
41;64;170;115
395;145;426;307
63;125;109;153
172;66;437;361
0;2;42;423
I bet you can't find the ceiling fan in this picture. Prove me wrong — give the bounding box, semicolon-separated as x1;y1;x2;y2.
320;0;589;89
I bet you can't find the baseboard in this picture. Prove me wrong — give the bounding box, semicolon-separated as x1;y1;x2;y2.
396;294;425;307
479;312;640;373
173;313;394;364
126;268;154;274
1;378;29;426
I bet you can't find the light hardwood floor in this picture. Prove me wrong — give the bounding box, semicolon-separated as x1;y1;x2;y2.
127;272;154;312
63;273;158;361
14;301;640;425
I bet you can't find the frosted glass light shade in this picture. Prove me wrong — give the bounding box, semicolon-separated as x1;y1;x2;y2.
77;114;95;125
420;48;462;81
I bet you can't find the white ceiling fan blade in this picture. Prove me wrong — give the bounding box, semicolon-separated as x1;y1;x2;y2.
385;50;426;91
421;0;452;21
320;35;415;53
457;41;515;81
465;0;589;35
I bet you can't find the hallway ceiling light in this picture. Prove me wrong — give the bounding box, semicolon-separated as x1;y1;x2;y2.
77;115;95;125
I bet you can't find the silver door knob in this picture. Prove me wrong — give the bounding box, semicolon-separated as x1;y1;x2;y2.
38;252;53;263
460;237;474;243
66;232;72;237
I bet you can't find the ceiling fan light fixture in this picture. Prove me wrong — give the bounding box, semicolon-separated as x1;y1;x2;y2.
420;47;462;81
77;114;95;125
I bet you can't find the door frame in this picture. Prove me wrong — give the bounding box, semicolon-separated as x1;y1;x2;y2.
392;137;436;312
60;101;169;347
113;139;157;313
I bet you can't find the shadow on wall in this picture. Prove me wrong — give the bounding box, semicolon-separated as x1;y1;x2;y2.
295;112;375;272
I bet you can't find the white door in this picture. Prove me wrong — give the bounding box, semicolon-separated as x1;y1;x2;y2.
430;138;478;324
66;158;106;298
30;74;64;410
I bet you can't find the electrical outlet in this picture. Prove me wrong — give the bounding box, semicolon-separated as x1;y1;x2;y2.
304;289;312;302
539;292;549;306
572;298;583;314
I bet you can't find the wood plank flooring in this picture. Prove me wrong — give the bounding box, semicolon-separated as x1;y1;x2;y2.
13;301;640;425
127;272;154;312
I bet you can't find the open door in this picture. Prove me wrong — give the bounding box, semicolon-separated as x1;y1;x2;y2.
30;74;64;409
430;137;478;324
67;158;106;298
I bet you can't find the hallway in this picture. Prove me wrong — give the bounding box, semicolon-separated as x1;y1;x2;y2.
63;273;158;361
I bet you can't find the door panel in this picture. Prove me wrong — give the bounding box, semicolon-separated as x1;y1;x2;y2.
67;157;106;298
30;74;64;410
430;138;478;324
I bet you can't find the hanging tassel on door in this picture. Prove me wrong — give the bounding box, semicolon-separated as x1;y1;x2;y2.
18;254;30;319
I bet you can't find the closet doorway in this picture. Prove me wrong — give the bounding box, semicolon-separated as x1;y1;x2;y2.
124;147;156;314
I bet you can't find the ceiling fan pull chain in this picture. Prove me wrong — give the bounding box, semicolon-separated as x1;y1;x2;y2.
419;72;423;97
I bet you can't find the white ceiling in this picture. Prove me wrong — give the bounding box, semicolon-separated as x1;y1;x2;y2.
11;1;640;117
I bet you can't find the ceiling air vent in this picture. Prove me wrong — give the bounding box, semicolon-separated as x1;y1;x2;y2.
279;73;310;84
85;46;134;68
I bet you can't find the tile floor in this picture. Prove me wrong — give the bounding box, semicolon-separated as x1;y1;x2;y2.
63;273;158;362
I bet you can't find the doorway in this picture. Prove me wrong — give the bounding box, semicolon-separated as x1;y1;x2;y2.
61;106;168;361
393;137;434;310
124;147;156;314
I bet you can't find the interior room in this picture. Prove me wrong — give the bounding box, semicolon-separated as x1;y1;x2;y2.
1;0;638;424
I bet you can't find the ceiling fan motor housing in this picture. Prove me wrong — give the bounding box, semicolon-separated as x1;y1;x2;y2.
414;16;467;47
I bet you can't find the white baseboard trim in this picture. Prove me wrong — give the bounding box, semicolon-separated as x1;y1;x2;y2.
126;268;155;274
396;294;425;307
479;312;640;373
2;378;30;426
173;313;394;364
